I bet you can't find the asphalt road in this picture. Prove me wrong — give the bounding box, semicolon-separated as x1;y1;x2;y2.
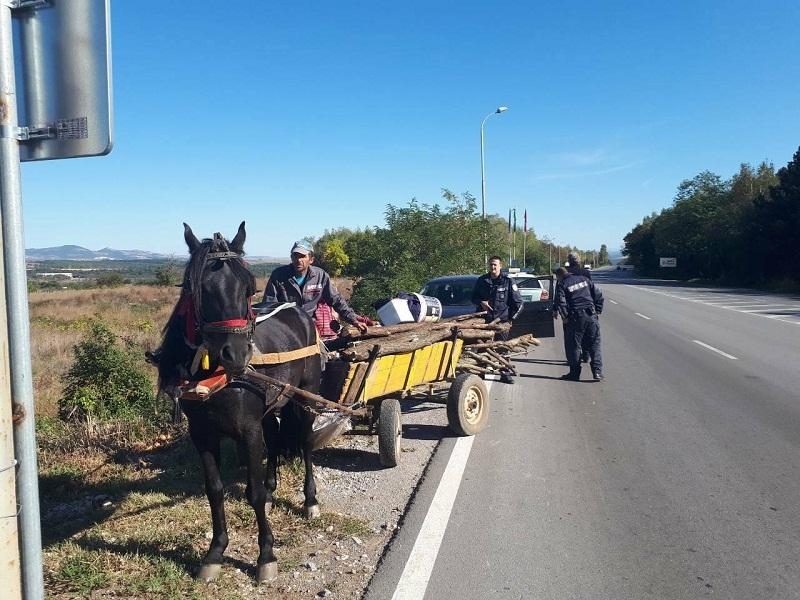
366;272;800;600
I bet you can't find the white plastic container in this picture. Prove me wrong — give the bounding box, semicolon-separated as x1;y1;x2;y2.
377;298;416;325
377;294;443;325
411;293;442;323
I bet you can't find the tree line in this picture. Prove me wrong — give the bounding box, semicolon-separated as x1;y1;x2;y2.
623;146;800;288
309;190;607;315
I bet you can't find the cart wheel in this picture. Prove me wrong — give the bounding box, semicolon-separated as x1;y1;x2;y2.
447;374;489;436
378;398;402;467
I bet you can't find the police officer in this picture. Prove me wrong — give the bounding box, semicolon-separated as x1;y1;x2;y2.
566;252;592;364
566;251;592;279
555;265;604;381
471;256;523;384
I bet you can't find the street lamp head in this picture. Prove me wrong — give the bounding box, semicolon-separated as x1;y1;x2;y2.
496;106;508;114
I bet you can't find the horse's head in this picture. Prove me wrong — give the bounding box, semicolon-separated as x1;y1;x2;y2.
182;221;256;377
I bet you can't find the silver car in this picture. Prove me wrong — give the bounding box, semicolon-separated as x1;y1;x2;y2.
506;271;550;302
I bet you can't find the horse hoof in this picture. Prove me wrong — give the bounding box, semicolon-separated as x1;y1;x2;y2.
256;561;278;583
305;503;321;519
196;563;222;582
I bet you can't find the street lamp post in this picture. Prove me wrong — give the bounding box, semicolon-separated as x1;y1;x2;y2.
480;105;508;265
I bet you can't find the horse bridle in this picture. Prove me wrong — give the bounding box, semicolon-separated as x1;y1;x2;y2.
198;243;255;339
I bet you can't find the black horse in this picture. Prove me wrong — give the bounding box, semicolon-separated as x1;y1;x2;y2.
150;222;322;583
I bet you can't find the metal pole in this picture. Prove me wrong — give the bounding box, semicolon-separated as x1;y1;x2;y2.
480;115;489;267
0;5;44;598
479;106;507;267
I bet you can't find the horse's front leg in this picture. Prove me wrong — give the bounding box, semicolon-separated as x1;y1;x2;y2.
194;441;228;582
302;441;320;519
243;429;278;583
262;413;280;514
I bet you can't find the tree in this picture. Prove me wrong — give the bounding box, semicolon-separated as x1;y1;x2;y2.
348;190;486;314
317;237;349;277
749;147;800;283
598;244;609;266
153;262;181;287
623;214;658;273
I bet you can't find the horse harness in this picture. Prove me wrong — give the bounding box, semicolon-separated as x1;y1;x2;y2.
179;301;323;416
198;244;255;339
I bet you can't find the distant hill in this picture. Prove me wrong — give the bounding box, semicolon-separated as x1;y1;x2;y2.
25;245;282;263
26;245;173;261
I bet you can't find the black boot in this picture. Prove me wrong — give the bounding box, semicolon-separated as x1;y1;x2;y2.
560;367;581;381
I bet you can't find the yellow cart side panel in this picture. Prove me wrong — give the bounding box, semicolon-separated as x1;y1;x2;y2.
406;344;434;388
364;352;412;398
436;338;463;381
361;339;465;401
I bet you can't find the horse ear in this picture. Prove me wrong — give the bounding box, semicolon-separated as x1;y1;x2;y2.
231;221;246;254
184;223;202;253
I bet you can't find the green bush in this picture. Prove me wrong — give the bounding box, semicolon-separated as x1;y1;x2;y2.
153;263;181;287
58;320;162;424
96;272;127;287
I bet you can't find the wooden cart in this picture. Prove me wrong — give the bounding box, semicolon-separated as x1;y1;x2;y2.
318;335;489;467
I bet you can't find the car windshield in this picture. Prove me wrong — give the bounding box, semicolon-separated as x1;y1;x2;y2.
420;279;476;305
513;277;542;289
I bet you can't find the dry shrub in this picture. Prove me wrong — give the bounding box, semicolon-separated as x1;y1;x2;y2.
29;284;179;417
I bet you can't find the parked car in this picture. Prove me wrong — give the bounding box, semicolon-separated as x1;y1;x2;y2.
419;275;480;318
420;272;557;338
506;270;550;302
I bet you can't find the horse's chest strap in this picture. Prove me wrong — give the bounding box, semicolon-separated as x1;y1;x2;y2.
249;341;320;365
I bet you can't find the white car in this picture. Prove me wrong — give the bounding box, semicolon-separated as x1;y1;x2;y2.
506;270;550;302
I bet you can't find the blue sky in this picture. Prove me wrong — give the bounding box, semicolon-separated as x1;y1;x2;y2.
18;1;800;259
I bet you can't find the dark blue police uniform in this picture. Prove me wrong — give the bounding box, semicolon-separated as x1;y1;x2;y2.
471;272;523;340
556;271;604;380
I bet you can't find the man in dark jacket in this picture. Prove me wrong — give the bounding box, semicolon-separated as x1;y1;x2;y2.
566;252;593;364
263;240;367;334
556;265;604;381
566;251;592;279
471;256;523;384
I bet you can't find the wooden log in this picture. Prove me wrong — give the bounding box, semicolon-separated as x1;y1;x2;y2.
463;350;507;370
339;316;495;340
337;327;456;362
485;347;513;367
466;334;540;350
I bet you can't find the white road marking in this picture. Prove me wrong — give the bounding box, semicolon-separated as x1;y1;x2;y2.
390;424;476;599
692;340;738;360
631;286;800;325
635;313;651;320
608;299;618;305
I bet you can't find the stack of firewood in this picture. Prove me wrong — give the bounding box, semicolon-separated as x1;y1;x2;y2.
335;313;540;374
